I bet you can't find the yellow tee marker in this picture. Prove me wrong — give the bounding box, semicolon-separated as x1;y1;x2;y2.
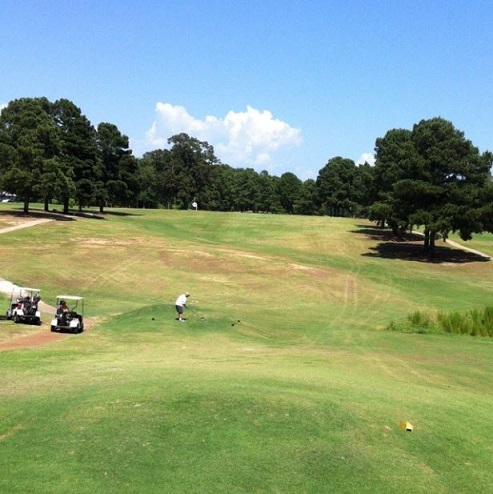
400;421;414;432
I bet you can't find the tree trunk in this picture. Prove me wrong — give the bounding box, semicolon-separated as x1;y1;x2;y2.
423;229;436;258
63;197;69;215
423;229;430;254
429;230;436;257
44;196;49;212
23;199;29;214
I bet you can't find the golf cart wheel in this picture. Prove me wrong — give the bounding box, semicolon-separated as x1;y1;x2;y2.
14;315;20;324
50;325;56;332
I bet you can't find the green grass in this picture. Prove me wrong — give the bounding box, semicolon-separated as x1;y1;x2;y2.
1;205;493;492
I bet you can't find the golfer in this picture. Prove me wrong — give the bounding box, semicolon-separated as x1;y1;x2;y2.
175;292;190;322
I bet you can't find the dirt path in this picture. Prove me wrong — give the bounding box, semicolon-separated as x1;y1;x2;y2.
0;218;53;234
0;326;66;351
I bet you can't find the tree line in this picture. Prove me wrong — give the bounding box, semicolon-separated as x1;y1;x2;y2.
1;97;492;254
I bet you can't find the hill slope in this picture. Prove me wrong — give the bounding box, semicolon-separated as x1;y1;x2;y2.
1;207;493;493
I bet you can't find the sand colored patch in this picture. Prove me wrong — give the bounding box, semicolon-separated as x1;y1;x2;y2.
0;327;66;351
76;237;154;247
289;263;313;270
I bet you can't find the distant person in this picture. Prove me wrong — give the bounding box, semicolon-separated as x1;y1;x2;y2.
175;292;190;322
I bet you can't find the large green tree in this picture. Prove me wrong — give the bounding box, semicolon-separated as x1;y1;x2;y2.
138;149;175;208
95;123;137;212
316;157;360;217
294;179;319;215
276;172;302;214
139;134;221;210
0;97;140;214
352;162;375;217
51;99;98;213
370;128;418;231
257;170;281;213
166;133;220;210
230;168;260;212
0;97;59;213
374;118;493;255
214;164;238;211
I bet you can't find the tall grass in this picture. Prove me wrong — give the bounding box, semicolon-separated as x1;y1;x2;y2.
388;306;493;336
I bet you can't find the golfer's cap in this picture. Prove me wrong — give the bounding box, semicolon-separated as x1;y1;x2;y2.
185;292;190;297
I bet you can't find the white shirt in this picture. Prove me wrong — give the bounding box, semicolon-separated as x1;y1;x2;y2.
175;294;188;306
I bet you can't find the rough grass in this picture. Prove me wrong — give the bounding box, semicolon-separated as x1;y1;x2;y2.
1;205;493;493
389;306;493;336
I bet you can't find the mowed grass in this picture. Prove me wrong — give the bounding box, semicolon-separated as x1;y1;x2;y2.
1;206;493;493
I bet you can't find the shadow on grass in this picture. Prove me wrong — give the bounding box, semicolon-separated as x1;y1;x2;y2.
70;209;142;219
0;209;75;222
353;224;490;264
71;209;142;219
1;208;141;221
98;210;142;217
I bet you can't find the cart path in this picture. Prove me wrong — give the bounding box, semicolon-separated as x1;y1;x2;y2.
0;326;66;351
444;239;491;260
0;216;95;351
0;217;53;234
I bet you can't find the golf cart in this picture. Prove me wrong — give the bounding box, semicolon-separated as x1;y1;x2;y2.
50;295;84;334
6;287;42;325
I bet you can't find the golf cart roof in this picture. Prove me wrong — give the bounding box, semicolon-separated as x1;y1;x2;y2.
18;287;41;292
56;295;83;301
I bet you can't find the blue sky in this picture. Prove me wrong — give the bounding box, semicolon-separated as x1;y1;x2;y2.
2;1;493;180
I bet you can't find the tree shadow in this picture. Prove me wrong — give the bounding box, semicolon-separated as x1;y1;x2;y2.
72;211;105;220
72;209;142;218
97;210;142;217
1;207;143;222
0;209;75;222
352;226;426;243
353;225;490;264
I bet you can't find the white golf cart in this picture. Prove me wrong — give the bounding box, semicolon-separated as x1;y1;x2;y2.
6;287;42;325
50;295;84;334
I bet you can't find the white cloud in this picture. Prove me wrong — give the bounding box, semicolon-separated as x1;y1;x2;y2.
356;152;375;166
143;103;303;170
